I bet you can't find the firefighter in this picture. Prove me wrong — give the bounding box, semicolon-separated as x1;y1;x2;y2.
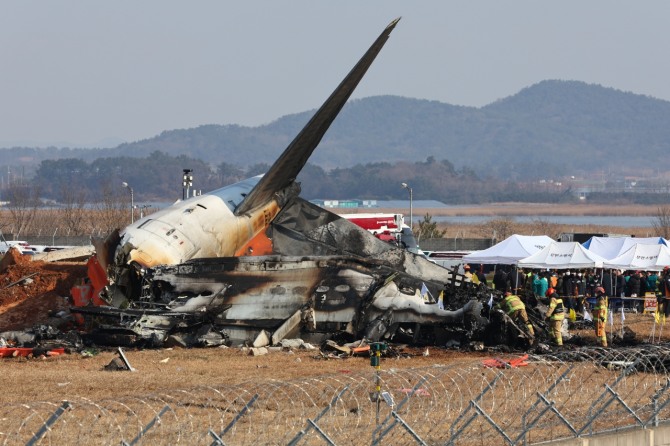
545;292;566;346
497;291;534;340
591;287;608;347
662;266;670;318
463;264;476;283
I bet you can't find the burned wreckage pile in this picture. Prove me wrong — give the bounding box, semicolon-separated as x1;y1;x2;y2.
0;220;597;356
1;18;553;354
1;213;552;353
0;230;540;354
68;198;546;350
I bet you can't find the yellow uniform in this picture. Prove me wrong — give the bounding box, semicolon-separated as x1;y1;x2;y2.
592;296;608;347
497;294;534;338
545;296;565;346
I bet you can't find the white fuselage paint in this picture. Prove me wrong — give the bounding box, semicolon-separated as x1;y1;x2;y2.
116;175;279;269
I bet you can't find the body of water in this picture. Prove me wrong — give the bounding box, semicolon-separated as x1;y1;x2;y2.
428;215;656;228
369;201;656;228
137;200;658;228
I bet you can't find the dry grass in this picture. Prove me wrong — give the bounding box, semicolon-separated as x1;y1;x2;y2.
437;221;654;239
0;346;484;404
386;202;664;217
346;202;664;239
1;202;662;239
0;311;664;405
1;205;668;444
0;318;667;445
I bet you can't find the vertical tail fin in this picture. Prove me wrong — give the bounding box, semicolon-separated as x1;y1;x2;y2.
235;18;400;216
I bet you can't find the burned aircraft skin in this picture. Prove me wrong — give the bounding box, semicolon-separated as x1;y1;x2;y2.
78;18;513;349
78;198;491;347
98;18;401;304
78;255;486;347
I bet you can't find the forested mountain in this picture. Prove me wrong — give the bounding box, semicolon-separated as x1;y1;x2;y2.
25;154;565;204
3;80;670;183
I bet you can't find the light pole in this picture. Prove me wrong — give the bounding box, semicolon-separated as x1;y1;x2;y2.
401;182;413;230
122;181;134;224
182;169;193;200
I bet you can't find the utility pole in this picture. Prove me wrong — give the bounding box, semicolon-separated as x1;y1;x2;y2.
401;182;413;230
122;182;134;224
182;169;193;200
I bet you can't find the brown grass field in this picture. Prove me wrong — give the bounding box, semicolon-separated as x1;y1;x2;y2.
0;311;665;405
0;201;668;445
0;201;668;407
405;202;663;217
348;202;667;239
1;202;666;240
0;346;477;403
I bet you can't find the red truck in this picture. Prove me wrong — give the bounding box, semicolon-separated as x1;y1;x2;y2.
339;213;419;254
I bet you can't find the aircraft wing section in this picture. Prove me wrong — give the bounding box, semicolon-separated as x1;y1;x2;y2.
234;17;400;216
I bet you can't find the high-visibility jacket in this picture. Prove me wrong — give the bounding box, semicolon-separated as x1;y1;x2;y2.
592;297;608;322
498;294;525;316
546;297;565;321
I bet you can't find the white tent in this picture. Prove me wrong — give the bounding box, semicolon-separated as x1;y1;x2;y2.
518;241;608;269
462;234;554;264
583;236;668;260
603;243;670;271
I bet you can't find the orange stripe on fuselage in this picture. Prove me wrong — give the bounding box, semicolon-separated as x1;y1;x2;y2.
234;202;279;256
235;230;274;256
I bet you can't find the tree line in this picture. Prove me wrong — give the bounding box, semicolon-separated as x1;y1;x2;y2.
3;152;670;209
4;152;581;205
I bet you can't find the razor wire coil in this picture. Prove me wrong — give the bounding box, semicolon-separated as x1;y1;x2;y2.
2;346;670;445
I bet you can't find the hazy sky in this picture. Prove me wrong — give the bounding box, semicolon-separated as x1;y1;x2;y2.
2;1;669;148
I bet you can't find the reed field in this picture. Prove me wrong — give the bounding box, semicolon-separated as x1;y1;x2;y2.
0;202;666;241
375;202;666;239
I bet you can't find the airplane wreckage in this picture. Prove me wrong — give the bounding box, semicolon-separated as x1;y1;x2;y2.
66;18;537;350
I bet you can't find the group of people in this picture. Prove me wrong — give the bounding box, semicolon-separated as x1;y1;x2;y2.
482;264;670;348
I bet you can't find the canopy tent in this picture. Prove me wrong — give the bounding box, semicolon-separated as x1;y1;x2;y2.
603;243;670;271
583;236;668;260
518;241;608;269
462;234;554;265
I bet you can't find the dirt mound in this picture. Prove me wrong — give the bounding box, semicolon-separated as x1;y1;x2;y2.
0;253;87;331
0;247;31;274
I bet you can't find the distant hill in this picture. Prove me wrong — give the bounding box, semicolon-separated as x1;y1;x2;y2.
3;80;670;180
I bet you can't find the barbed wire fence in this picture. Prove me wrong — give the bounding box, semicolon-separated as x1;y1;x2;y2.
2;347;670;445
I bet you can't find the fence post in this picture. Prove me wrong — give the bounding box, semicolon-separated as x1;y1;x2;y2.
209;394;259;446
372;377;429;445
446;372;504;445
123;404;171;446
647;378;670;427
517;365;575;446
26;401;71;446
577;360;640;437
470;400;514;445
288;386;349;446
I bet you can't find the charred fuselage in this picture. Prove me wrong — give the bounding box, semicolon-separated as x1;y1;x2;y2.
77;19;517;349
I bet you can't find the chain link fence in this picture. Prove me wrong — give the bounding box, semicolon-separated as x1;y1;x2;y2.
1;231;94;247
2;349;670;445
